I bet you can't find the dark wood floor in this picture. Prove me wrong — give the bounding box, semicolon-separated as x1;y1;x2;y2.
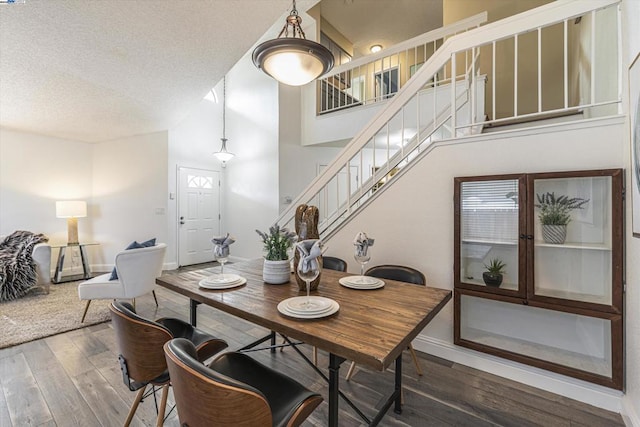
0;265;625;426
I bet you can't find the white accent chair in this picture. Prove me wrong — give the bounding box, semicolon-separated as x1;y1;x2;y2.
78;243;166;322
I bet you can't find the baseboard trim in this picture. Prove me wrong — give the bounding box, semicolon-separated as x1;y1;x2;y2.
622;398;640;427
412;335;623;413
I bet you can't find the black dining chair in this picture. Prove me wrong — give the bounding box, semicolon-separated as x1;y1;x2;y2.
165;338;323;427
110;301;228;426
345;264;426;381
322;256;348;272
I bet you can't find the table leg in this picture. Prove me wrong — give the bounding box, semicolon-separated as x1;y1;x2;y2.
79;245;91;279
394;354;403;414
53;247;66;284
270;331;276;353
189;299;200;326
328;353;345;427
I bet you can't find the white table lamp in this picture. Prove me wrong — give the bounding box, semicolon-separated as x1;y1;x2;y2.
56;201;87;245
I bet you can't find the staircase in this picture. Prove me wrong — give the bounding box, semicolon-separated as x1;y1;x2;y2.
276;0;622;240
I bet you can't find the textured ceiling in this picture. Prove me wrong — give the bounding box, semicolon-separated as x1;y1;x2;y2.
0;0;293;143
0;0;442;143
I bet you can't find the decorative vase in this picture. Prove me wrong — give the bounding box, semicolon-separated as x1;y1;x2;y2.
482;272;503;287
293;204;322;291
262;259;290;284
541;224;567;244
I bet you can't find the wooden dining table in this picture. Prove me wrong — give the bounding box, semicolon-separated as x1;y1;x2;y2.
156;258;452;426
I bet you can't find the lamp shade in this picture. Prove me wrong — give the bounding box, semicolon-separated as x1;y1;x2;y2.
56;201;87;218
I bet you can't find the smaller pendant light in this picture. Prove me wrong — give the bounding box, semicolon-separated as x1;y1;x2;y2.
213;76;234;166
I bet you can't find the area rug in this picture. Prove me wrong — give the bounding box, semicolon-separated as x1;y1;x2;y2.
0;281;111;349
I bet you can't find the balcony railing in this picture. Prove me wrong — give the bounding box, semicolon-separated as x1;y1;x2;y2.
317;12;488;115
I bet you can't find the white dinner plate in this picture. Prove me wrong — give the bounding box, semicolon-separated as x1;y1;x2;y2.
285;296;334;314
200;273;242;285
339;276;385;290
198;276;246;289
343;275;381;286
278;297;339;319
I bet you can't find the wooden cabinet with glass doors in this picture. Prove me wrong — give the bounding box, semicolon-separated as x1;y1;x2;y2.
453;169;623;390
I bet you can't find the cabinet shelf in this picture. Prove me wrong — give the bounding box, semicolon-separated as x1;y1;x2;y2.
535;288;611;305
463;277;518;291
461;327;611;377
535;241;611;251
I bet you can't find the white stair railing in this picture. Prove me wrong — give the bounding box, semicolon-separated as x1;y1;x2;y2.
277;0;621;238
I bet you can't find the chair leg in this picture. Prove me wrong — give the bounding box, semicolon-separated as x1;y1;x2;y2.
124;385;147;427
152;290;158;307
156;384;169;427
132;298;136;311
345;361;357;381
313;346;318;366
280;337;286;352
408;343;423;376
80;300;91;323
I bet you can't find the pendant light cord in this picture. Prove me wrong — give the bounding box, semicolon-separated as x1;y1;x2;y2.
222;76;226;140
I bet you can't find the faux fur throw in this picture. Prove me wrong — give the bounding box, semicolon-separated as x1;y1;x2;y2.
0;231;48;302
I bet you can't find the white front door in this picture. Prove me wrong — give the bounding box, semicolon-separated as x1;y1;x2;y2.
178;167;220;266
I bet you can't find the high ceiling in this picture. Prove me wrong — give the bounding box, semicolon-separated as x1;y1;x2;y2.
0;0;442;143
319;0;442;58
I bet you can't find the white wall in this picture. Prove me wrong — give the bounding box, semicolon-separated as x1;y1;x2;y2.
91;131;168;269
622;0;640;424
167;83;225;268
0;128;93;242
279;84;344;213
325;118;627;411
0;128;93;272
222;54;281;259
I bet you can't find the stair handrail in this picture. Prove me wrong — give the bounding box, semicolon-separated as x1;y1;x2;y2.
276;0;620;228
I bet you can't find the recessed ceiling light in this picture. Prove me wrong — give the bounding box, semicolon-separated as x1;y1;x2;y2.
370;44;382;54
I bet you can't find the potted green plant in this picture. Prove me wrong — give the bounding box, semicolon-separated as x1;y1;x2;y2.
256;224;297;284
483;258;506;287
535;192;589;244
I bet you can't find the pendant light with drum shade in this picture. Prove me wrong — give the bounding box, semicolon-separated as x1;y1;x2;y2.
252;0;334;86
213;76;234;166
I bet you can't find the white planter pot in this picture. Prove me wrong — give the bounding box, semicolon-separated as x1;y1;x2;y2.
541;224;567;244
262;259;290;284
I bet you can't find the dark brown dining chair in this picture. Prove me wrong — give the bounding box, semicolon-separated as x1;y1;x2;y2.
164;338;323;427
109;301;228;427
345;264;426;381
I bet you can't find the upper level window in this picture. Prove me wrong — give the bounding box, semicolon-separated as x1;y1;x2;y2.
320;32;351;66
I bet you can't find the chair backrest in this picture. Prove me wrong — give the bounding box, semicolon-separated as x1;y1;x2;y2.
110;301;173;390
164;338;272;427
322;256;347;272
115;243;166;298
365;264;426;286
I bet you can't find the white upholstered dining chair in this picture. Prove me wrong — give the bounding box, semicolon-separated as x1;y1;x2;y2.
78;243;167;322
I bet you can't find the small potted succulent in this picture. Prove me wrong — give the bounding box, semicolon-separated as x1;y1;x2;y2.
256;224;297;284
535;192;589;244
483;258;506;287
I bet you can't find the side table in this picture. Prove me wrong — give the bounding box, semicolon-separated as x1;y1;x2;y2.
52;243;99;284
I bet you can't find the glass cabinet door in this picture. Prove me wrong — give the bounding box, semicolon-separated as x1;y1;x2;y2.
527;170;623;313
454;175;525;296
